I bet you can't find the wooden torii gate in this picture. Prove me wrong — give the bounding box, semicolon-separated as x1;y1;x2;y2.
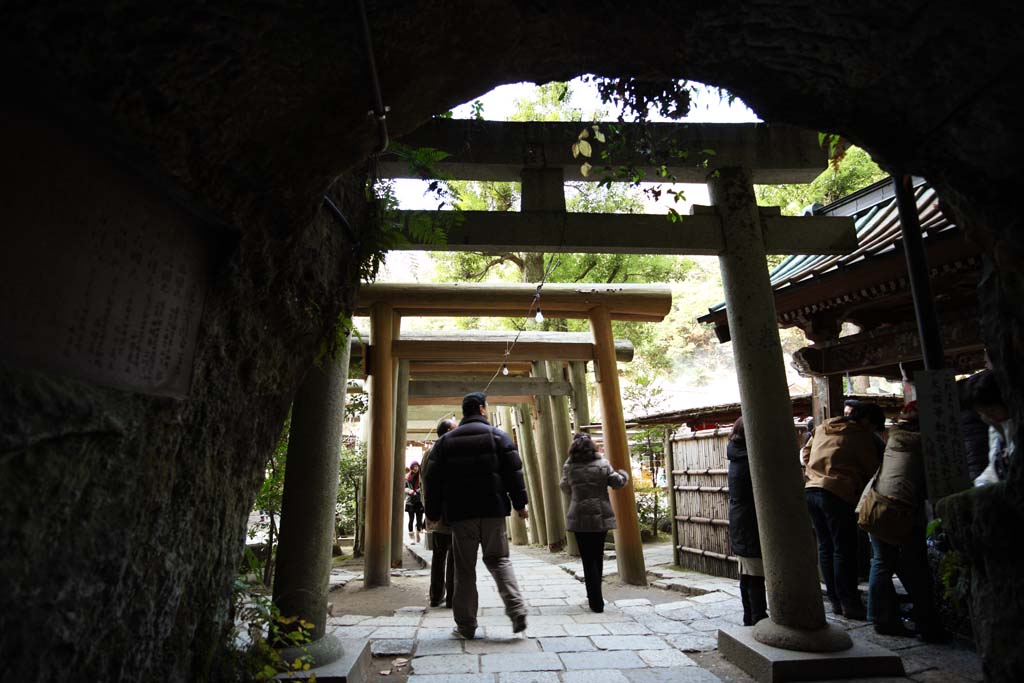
354;285;668;586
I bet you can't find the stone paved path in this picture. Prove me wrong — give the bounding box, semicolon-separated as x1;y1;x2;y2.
329;545;729;682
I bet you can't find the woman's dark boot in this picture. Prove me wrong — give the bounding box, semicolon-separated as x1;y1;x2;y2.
740;575;753;626
748;575;769;624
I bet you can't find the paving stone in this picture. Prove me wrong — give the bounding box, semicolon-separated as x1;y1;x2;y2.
537;636;597;653
654;600;697;614
408;674;495;683
480;652;563;673
528;598;569;606
689;591;731;604
328;613;370;626
416;627;461;641
528;614;577;625
563;670;630;683
637;616;696;634
687;618;730;633
484;626;518;639
521;624;566;637
410;654;479;675
371;639;415;656
371;626;418;639
571;612;627;624
563;623;609;636
496;672;560;683
537;605;585;615
637;648;697;667
364;615;422;626
330;625;375;638
693;601;739;619
603;621;653;635
465;638;540;654
559;650;646;670
591;635;670;651
665;632;719;652
613;598;652;607
624;667;723;683
415;638;465;656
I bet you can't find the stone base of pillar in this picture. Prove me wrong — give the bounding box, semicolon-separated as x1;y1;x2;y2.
719;627;904;682
752;619;852;652
277;634;372;681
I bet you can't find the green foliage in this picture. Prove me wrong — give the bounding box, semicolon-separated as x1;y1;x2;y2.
336;442;367;537
756;146;887;215
228;582;317;682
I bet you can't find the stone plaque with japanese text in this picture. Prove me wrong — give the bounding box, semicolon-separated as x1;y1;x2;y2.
0;109;216;398
915;368;972;501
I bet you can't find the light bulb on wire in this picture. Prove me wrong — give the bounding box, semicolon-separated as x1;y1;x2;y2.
535;308;544;324
501;364;509;376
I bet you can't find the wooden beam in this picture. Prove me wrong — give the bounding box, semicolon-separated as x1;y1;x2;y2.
379;330;634;362
409;394;543;405
355;282;672;322
409;362;533;376
392;209;854;256
379;119;826;184
393;340;596;362
409;377;572;400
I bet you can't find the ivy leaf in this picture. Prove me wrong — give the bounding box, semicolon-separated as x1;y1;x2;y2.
578;140;592;158
578;128;590;140
581;162;593;177
592;126;606;143
572;142;580;159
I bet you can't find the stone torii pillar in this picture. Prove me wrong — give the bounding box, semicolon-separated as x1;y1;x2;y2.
364;303;395;587
589;305;647;585
711;167;850;651
569;360;591;430
272;331;352;644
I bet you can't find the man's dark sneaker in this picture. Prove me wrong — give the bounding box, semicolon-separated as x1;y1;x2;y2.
451;627;476;639
511;613;528;633
429;600;441;608
829;600;844;616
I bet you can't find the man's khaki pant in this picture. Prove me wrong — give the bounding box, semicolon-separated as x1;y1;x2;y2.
449;517;526;633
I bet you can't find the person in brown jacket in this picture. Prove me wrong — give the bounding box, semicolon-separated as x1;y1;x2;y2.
560;432;629;613
804;401;884;620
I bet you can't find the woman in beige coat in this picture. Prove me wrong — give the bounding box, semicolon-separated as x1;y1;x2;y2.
560;432;629;612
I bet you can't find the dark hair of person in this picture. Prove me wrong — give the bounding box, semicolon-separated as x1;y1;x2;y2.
847;401;885;432
568;432;598;461
730;416;745;444
436;418;457;437
461;391;487;417
407;461;420;488
963;370;1004;411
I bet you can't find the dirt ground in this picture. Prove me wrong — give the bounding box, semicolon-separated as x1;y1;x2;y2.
328;546;432;616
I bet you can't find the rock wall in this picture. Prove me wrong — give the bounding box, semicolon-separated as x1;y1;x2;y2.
1;1;1023;680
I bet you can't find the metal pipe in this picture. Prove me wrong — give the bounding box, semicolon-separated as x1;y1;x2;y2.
893;174;945;370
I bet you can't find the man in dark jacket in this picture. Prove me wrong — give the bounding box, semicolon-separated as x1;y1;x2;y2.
424;392;529;638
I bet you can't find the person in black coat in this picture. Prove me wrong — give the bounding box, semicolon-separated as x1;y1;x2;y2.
727;417;768;626
424;392;530;639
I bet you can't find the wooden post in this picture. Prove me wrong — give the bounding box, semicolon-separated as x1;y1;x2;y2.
810;374;845;427
517;404;547;547
391;358;410;566
569;360;591;430
547;361;579;557
664;428;679;567
497;407;529;545
588;305;647;585
532;361;566;552
364;303;395;587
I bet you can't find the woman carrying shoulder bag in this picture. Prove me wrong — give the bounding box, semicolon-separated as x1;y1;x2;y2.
727;417;769;626
560;432;629;613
